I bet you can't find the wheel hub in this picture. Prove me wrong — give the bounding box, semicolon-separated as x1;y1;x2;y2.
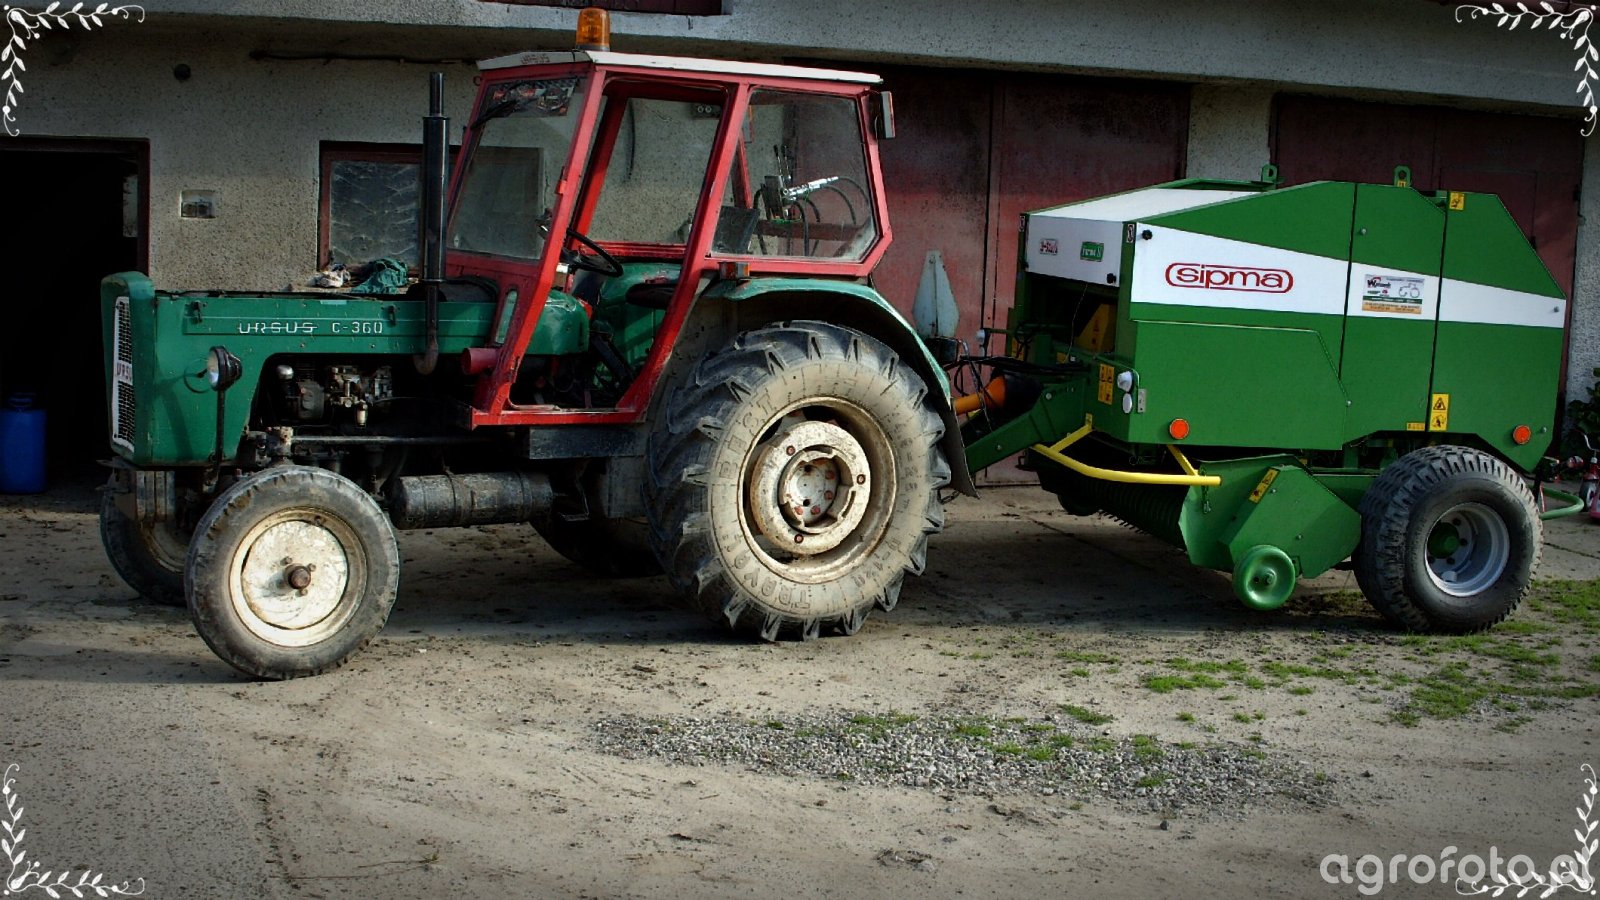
1425;502;1510;598
748;420;870;556
239;519;351;631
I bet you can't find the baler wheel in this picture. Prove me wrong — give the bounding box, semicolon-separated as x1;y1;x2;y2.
185;466;400;679
534;516;663;578
99;476;188;607
645;321;949;640
1354;446;1539;633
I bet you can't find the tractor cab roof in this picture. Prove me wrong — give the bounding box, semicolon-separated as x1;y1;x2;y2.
476;49;882;86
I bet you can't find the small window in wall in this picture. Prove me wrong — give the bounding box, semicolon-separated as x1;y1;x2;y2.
320;142;453;269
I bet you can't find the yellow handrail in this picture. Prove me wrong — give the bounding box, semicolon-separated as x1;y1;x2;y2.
1029;424;1221;487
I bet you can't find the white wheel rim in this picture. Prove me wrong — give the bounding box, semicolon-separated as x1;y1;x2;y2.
1425;502;1511;598
228;509;363;647
738;399;897;584
748;419;872;557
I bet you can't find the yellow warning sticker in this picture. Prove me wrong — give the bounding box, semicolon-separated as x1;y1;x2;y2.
1097;363;1114;405
1429;393;1450;431
1406;421;1426;432
1448;192;1466;211
1248;469;1280;504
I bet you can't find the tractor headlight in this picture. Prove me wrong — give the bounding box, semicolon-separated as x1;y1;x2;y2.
206;346;243;391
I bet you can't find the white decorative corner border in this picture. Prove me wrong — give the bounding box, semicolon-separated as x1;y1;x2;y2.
2;3;144;136
3;764;144;898
1456;2;1598;135
1455;763;1597;896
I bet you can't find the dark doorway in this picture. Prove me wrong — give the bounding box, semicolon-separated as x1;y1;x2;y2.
0;139;147;486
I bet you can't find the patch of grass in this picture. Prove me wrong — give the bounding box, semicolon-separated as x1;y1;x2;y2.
1260;661;1363;684
1134;774;1168;788
1241;676;1267;690
1175;741;1199;750
1130;734;1163;761
849;712;917;730
953;722;992;739
1056;649;1119;665
1589;655;1600;674
1497;620;1553;635
1528;580;1600;628
1287;685;1315;696
1085;737;1116;753
1047;734;1075;749
1143;673;1226;694
1025;746;1057;762
1231;712;1253;724
1061;704;1114;726
1395;663;1490;723
1175;712;1196;723
990;741;1025;756
765;720;786;730
1167;657;1249;677
1069;667;1091;678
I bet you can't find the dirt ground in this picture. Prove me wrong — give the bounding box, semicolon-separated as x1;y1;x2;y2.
3;472;1599;899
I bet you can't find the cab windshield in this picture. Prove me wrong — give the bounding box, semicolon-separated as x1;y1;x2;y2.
448;76;588;260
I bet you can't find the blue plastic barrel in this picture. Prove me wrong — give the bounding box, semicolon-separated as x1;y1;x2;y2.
0;393;46;494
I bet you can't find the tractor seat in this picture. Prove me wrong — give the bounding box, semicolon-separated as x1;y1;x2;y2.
625;277;678;310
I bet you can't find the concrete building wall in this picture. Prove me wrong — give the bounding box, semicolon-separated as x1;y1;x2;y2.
133;0;1579;109
1186;85;1273;183
1569;138;1600;413
18;31;479;291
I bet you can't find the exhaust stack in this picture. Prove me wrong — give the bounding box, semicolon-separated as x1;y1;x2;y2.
415;72;448;375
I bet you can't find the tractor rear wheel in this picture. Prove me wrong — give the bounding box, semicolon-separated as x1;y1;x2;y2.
646;321;949;640
99;475;188;607
534;516;662;577
186;465;400;679
1354;446;1539;633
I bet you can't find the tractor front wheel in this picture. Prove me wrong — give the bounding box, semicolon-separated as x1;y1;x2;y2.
99;475;189;607
186;465;400;679
1354;446;1540;633
646;321;949;640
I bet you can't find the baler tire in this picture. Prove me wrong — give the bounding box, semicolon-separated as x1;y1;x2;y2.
645;320;949;641
1354;446;1539;633
99;477;188;607
185;466;400;679
534;516;663;578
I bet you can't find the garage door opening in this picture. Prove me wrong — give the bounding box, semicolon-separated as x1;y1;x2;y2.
0;139;147;489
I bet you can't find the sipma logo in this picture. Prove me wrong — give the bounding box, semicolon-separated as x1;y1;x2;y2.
1165;262;1294;294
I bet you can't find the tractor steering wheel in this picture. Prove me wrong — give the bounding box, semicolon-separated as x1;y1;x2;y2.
562;228;624;277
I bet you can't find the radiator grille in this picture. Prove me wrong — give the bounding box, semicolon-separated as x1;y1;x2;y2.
111;295;135;452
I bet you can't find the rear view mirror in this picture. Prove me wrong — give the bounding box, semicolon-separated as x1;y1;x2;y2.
874;91;896;140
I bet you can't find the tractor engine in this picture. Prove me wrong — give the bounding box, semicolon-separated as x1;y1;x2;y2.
272;362;394;427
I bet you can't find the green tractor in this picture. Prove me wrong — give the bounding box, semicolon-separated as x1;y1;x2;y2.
950;165;1577;631
100;14;972;678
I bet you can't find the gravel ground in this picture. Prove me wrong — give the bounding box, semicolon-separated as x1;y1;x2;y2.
593;711;1334;815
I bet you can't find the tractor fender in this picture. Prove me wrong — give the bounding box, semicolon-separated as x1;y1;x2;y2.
687;278;975;496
